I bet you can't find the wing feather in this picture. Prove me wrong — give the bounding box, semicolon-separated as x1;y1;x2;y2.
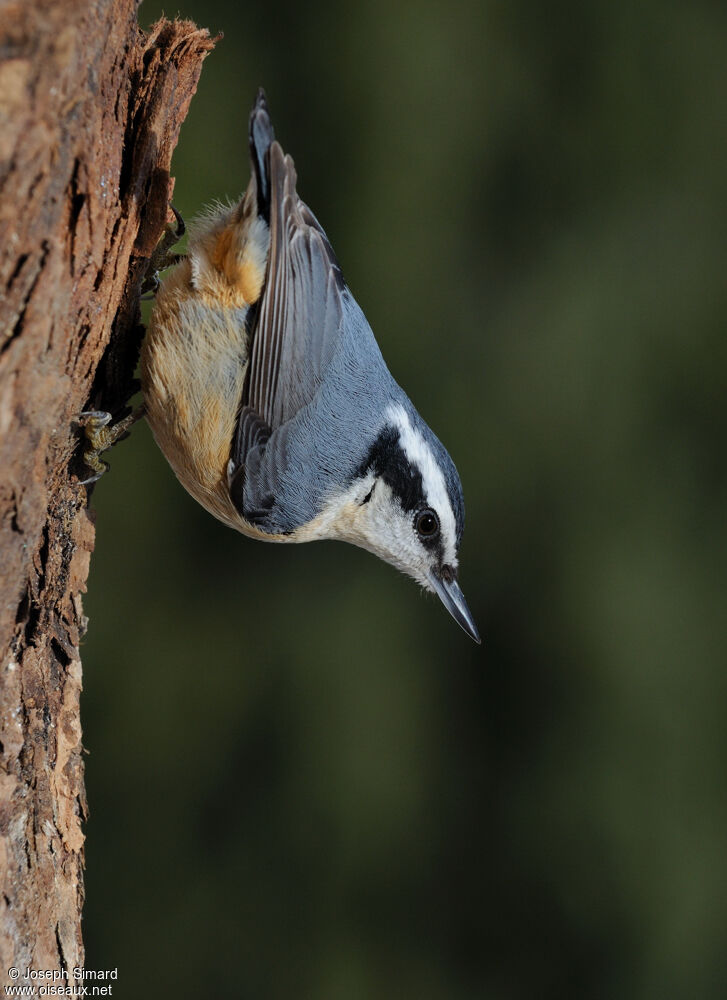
230;138;347;531
242;143;344;430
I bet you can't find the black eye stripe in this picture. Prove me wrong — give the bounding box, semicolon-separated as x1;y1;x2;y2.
354;427;423;513
351;419;465;549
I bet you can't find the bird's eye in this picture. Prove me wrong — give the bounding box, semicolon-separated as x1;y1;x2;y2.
415;508;440;539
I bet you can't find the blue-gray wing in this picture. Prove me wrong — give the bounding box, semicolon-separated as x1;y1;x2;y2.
229;141;346;529
245;142;344;428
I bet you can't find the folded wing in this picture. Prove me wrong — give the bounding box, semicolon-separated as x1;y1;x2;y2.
230;141;346;529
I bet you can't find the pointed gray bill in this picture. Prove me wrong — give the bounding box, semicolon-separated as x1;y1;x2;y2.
429;572;481;644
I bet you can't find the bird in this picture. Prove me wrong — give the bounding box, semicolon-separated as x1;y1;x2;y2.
139;89;480;643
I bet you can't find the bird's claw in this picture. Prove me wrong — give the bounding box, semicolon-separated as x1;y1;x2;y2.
77;407;144;485
141;204;187;297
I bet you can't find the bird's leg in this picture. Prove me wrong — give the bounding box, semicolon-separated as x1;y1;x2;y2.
141;204;187;299
78;406;145;485
79;207;184;483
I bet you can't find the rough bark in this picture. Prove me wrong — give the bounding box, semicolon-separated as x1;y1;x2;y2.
0;0;215;974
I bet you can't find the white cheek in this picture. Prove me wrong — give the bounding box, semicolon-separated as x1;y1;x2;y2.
352;488;431;587
293;481;436;589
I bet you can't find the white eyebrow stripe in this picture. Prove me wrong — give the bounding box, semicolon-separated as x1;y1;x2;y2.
385;403;458;565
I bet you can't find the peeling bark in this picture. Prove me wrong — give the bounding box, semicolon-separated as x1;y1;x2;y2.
0;0;215;972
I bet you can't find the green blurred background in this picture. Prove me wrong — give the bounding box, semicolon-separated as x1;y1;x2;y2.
82;1;727;996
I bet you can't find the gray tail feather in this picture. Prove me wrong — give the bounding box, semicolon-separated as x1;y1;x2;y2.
249;88;275;222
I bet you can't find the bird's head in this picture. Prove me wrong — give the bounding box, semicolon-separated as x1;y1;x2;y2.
315;403;480;643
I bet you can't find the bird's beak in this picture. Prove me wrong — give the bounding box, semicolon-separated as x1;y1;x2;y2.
428;571;481;644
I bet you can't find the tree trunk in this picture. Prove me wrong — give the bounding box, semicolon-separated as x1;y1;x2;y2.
0;0;215;974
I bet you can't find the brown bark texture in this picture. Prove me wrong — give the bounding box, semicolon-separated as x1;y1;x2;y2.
0;0;214;974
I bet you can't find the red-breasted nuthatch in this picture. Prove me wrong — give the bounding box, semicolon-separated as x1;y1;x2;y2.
136;90;479;642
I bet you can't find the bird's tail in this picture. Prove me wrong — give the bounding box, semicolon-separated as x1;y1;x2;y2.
248;88;275;223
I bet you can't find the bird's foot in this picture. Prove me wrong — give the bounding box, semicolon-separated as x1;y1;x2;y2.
77;406;145;485
141;204;187;299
